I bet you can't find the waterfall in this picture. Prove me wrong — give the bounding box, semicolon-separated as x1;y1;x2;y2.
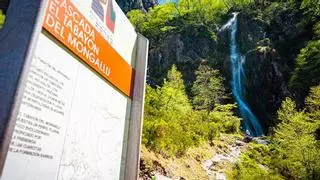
220;13;263;136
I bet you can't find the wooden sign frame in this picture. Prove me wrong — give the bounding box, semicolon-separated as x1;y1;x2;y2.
0;0;148;179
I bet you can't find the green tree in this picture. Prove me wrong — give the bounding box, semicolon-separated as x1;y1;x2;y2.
229;87;320;179
142;64;240;156
208;104;241;135
143;65;196;156
305;86;320;120
128;3;178;39
224;0;254;10
0;10;5;29
289;40;320;102
228;151;282;180
192;64;225;112
305;86;320;141
271;96;320;179
314;22;320;38
276;97;298;123
300;0;320;20
178;0;228;24
127;9;147;32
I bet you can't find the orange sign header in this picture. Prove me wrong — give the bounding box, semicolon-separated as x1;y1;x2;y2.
43;0;134;97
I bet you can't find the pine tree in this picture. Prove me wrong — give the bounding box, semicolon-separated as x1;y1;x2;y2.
272;94;320;179
143;65;195;155
192;63;225;112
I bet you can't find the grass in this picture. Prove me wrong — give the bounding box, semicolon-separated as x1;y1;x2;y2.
139;134;244;179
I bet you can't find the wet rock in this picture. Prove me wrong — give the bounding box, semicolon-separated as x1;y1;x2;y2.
235;140;245;146
253;137;270;145
243;136;253;143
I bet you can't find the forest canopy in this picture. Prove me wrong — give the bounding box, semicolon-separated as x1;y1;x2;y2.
129;0;320;179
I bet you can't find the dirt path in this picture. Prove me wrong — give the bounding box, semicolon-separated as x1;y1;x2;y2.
138;136;255;180
203;140;247;180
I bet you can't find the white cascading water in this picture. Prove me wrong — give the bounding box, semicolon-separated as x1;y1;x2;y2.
220;13;263;136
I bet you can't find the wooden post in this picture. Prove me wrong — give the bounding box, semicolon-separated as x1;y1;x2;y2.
124;34;149;180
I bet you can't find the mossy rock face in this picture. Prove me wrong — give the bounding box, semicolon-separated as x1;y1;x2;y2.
237;12;268;54
240;18;289;130
147;26;218;93
237;11;289;129
144;9;296;131
244;48;290;129
116;0;156;12
267;8;313;61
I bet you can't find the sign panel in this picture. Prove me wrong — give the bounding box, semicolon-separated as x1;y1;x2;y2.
43;0;134;97
1;0;146;179
58;57;128;180
1;33;79;180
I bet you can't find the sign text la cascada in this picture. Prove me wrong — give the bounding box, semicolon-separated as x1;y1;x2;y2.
45;0;111;76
